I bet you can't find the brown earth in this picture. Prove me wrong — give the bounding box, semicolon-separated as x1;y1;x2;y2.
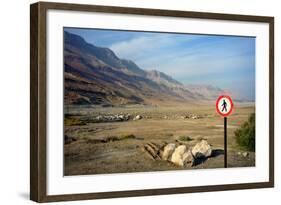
64;103;255;176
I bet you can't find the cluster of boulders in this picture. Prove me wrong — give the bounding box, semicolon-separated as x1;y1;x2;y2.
94;114;131;122
161;114;203;120
181;114;202;120
93;113;203;122
142;140;212;167
93;114;144;123
165;140;212;166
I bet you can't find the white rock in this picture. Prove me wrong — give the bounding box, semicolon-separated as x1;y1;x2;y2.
192;140;212;158
171;145;187;166
161;143;176;160
242;152;249;157
96;116;103;120
133;115;142;120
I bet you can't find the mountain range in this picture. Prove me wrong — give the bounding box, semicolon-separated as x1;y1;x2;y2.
64;31;230;106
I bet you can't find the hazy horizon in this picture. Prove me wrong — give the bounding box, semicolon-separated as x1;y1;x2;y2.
64;28;256;101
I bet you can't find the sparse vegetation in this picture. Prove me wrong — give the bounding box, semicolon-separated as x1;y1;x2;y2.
177;135;193;141
235;113;255;151
119;134;136;140
84;134;136;144
64;104;256;175
64;117;86;126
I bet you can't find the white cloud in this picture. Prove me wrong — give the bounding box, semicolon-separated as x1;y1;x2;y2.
109;34;201;61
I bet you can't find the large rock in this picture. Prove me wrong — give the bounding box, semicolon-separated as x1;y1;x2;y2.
171;145;187;166
192;140;212;158
161;143;176;160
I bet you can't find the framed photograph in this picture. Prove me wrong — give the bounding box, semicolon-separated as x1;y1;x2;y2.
30;1;274;202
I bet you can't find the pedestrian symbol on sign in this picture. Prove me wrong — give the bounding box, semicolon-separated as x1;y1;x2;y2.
221;99;227;112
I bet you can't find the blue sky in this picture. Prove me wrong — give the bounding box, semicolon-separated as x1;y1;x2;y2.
64;28;255;100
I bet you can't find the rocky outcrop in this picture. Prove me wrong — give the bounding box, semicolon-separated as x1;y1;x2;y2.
142;140;212;167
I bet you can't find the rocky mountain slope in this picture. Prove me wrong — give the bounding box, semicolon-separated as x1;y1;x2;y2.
64;31;226;106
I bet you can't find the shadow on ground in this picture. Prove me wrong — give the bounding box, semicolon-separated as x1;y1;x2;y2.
211;149;225;157
193;149;224;166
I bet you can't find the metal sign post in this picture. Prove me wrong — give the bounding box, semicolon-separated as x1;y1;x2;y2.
224;117;227;168
216;95;234;168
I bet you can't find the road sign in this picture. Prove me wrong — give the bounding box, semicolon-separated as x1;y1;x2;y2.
216;95;234;168
216;95;234;117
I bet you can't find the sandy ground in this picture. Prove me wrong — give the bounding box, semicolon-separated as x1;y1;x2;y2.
64;103;255;176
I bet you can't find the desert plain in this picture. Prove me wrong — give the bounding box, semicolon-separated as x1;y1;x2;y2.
64;102;255;176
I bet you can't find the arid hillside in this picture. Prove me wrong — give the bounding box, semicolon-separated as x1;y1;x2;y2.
64;31;227;106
